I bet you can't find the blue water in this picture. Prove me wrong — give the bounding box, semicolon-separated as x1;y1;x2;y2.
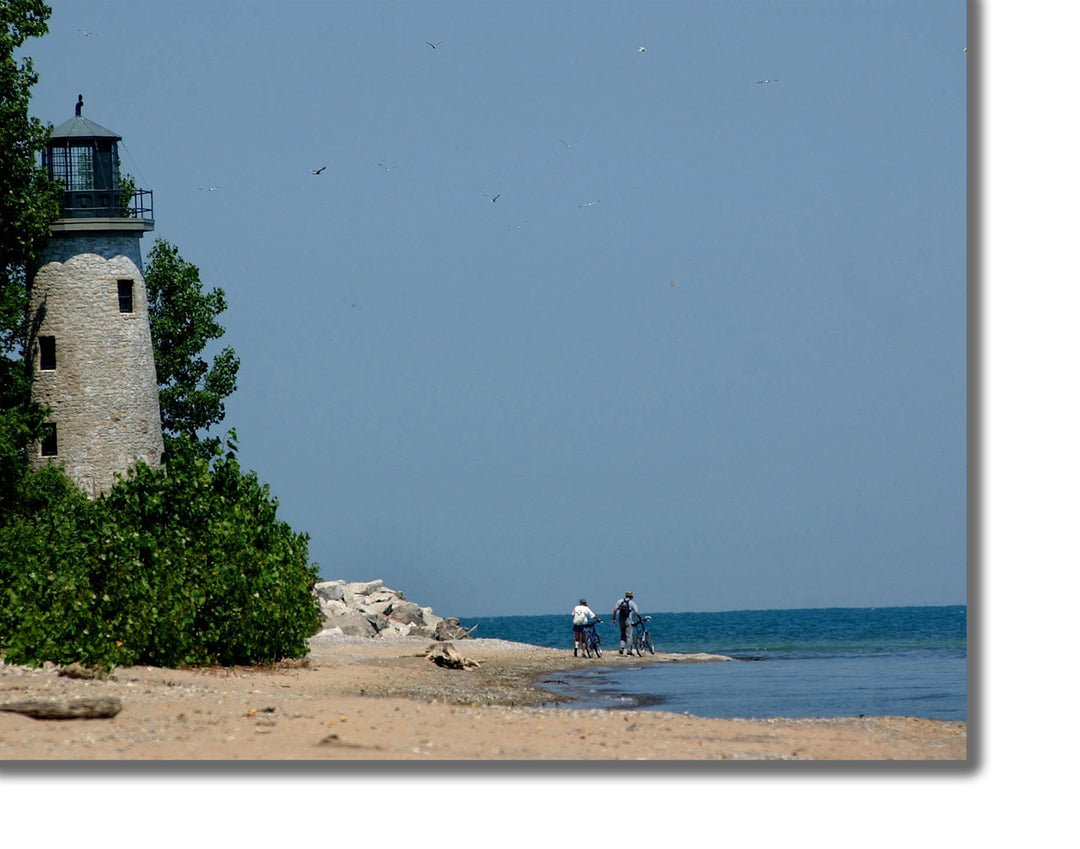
458;605;966;721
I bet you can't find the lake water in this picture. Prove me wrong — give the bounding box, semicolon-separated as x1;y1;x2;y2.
458;605;967;721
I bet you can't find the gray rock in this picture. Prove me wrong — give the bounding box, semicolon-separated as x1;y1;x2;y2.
327;615;379;639
347;579;384;596
314;580;347;602
434;617;471;641
387;600;426;627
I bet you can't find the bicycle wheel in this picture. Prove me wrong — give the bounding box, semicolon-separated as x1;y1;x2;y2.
643;632;654;654
591;635;602;658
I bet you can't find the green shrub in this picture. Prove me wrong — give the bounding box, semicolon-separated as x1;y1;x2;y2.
0;435;322;671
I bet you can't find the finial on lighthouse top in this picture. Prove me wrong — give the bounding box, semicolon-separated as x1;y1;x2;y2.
76;94;83;116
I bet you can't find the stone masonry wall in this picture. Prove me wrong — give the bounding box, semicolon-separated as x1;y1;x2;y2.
29;231;164;497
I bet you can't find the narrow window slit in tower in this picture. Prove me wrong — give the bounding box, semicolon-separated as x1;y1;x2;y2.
41;423;58;457
117;279;134;313
39;335;56;370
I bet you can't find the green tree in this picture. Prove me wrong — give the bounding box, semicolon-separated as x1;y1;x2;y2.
0;0;60;510
145;239;240;458
0;438;322;671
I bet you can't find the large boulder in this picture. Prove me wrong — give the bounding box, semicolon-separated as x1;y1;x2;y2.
347;579;383;596
434;617;472;641
327;614;379;639
387;599;427;627
314;581;348;602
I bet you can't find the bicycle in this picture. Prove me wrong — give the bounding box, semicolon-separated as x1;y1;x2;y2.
630;615;654;656
581;620;603;658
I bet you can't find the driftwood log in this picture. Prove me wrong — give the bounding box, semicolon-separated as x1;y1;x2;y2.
424;642;480;669
0;697;122;720
58;663;108;680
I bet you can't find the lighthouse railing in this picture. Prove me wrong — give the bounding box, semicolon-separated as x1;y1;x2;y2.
57;187;153;221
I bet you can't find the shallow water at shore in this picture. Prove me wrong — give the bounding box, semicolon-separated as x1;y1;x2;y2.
539;651;966;720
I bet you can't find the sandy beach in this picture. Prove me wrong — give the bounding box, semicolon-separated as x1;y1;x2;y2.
0;635;966;761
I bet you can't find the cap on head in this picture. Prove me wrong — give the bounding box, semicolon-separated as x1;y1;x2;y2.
580;598;588;605
625;591;633;597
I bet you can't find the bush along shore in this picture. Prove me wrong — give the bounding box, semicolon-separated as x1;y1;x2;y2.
312;579;473;642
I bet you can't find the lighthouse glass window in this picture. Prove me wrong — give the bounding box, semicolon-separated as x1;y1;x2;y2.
40;423;58;457
56;145;96;190
39;336;56;371
117;279;134;313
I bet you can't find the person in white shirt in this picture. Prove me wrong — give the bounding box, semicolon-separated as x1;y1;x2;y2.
571;598;597;656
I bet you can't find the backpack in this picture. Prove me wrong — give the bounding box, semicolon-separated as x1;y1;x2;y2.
617;597;632;619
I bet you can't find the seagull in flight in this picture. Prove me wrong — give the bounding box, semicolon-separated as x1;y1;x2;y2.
426;41;442;49
638;45;648;53
487;193;501;203
578;200;599;208
311;166;326;175
377;163;397;172
198;185;220;192
77;29;95;37
756;78;778;84
559;138;576;149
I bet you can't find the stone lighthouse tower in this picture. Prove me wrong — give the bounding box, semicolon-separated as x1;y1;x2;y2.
28;97;164;497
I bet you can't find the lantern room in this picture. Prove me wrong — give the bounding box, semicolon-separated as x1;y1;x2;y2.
41;95;153;223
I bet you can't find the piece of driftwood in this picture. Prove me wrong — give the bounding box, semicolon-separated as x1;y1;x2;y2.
58;663;108;680
0;697;122;720
424;642;480;669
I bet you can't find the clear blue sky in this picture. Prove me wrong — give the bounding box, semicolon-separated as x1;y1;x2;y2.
24;0;967;617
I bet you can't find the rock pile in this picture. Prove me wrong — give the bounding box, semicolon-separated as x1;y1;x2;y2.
313;579;472;641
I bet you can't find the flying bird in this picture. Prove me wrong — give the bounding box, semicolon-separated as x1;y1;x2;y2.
578;200;599;208
756;78;778;84
77;29;95;37
198;185;220;192
638;45;648;53
311;166;326;175
487;194;500;203
426;41;442;49
377;163;397;172
559;138;576;149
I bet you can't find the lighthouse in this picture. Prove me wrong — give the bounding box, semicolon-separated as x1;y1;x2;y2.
28;96;164;497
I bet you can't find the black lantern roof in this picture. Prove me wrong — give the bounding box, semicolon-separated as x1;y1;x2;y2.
49;113;122;143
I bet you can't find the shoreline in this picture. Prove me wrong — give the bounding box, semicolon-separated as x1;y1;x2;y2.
1;635;967;761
